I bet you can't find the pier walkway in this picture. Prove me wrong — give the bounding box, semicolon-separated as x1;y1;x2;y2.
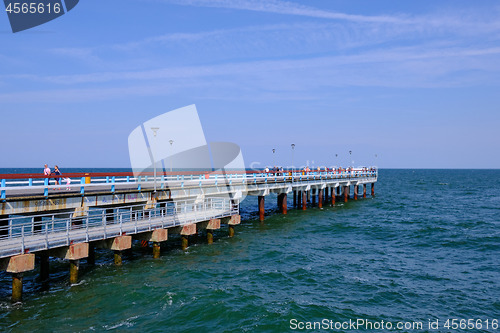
0;168;377;302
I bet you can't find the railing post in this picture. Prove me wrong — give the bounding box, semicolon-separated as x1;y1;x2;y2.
45;219;49;248
111;176;116;193
80;177;85;195
66;218;70;246
28;178;33;187
86;216;89;242
44;178;48;197
1;179;6;200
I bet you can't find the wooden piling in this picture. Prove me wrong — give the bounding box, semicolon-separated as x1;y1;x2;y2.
371;183;375;196
258;196;265;221
281;193;287;215
344;186;348;203
302;191;307;210
318;187;323;208
363;184;367;198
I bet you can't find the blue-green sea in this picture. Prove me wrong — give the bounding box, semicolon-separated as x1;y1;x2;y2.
1;169;499;332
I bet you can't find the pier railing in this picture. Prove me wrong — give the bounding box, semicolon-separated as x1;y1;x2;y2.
0;168;377;199
0;197;237;258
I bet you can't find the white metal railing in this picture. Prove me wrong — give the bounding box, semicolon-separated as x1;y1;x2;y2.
0;197;237;258
0;168;378;199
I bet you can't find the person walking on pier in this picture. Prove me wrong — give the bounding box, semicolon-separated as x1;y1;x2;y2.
53;165;62;189
43;164;51;185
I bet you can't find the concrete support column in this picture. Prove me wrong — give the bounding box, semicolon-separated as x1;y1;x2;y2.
363;184;367;198
258;196;265;222
371;183;375;196
302;191;307;210
69;260;79;284
354;185;358;200
225;219;236;241
180;236;188;250
40;252;49;282
331;187;336;205
152;242;160;258
312;189;316;206
12;273;23;303
344;186;349;203
318;187;323;208
114;251;122;265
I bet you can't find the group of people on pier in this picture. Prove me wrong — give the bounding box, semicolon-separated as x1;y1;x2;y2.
43;164;71;190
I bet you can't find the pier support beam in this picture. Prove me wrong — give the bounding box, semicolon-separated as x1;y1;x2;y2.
344;186;349;203
0;253;35;302
312;189;316;207
170;224;196;250
228;215;241;237
134;229;168;258
354;185;358;200
331;187;336;205
258;196;265;222
293;191;297;207
371;183;375;196
95;236;131;265
363;184;367;198
318;187;323;209
197;219;220;244
49;242;89;282
302;191;307;210
297;191;301;208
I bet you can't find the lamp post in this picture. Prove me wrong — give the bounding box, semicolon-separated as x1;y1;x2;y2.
151;127;159;193
169;140;174;173
291;144;295;182
272;148;276;168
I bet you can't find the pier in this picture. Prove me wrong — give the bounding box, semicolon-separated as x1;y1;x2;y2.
0;168;377;302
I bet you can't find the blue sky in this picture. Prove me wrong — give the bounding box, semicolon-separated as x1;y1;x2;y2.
1;0;500;169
